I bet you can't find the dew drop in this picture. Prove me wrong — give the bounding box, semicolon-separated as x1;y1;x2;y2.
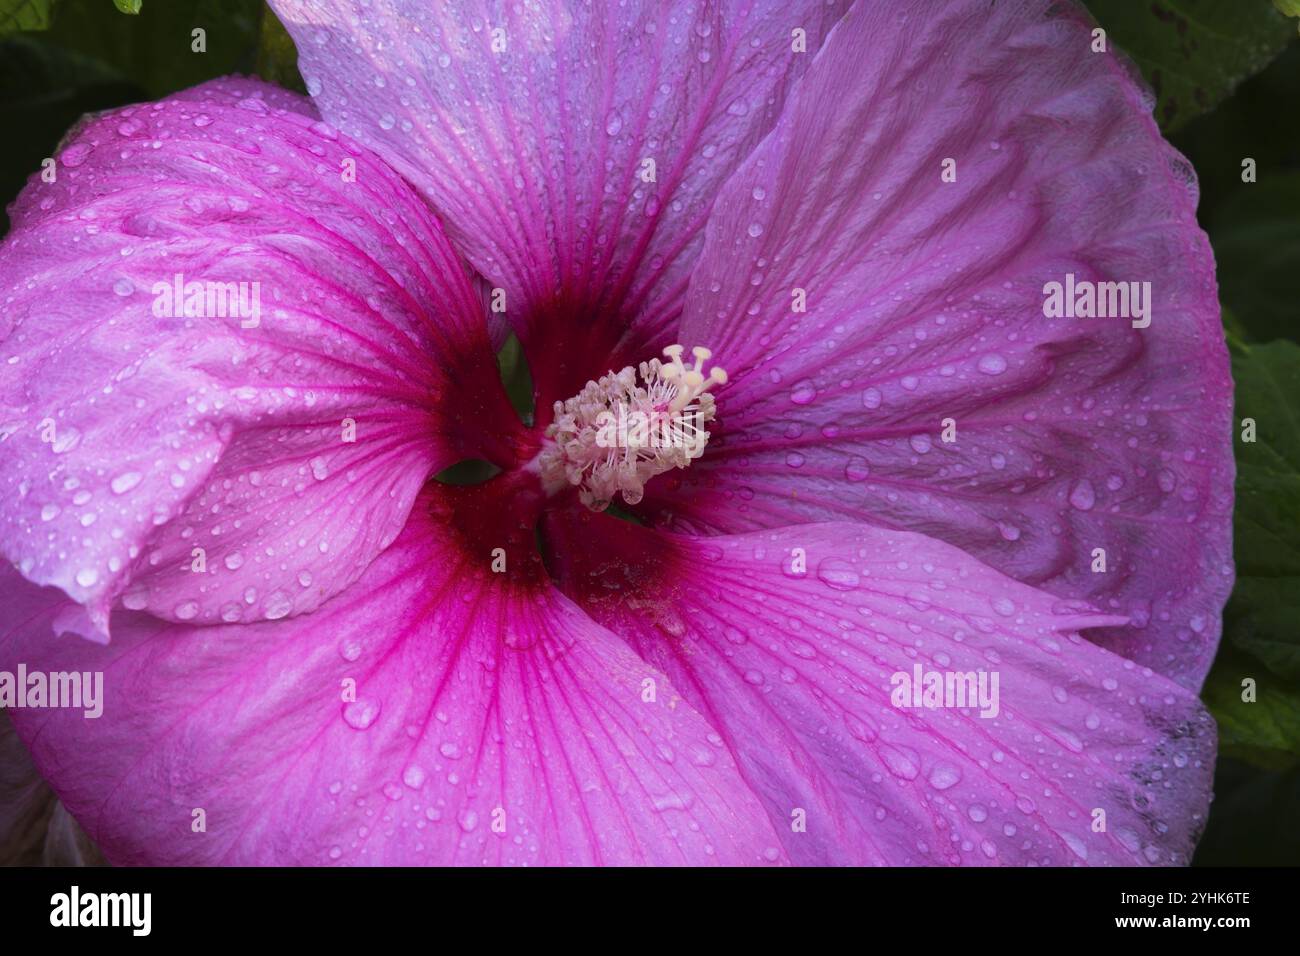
342;699;380;730
60;144;92;168
816;558;860;591
879;744;920;780
263;591;293;620
928;765;961;790
1068;479;1096;511
110;472;143;495
789;381;816;405
403;766;426;789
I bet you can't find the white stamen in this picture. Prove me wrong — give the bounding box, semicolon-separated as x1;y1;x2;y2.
534;344;729;512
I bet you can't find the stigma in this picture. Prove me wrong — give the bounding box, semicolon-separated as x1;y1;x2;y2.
534;345;728;512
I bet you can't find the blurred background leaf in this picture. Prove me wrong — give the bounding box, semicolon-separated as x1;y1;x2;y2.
1274;0;1300;30
1171;40;1300;343
1084;0;1295;131
0;0;286;233
0;0;55;33
1204;646;1300;770
1194;757;1300;865
1221;339;1300;682
43;0;262;98
254;2;304;93
0;32;143;233
1208;171;1300;343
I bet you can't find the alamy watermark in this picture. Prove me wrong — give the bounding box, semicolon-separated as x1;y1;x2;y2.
152;272;260;327
1042;272;1151;328
50;886;150;936
0;664;103;718
593;406;709;456
890;663;1000;718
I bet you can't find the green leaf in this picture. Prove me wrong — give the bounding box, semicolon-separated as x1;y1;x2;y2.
1213;172;1300;343
0;34;142;235
254;4;303;93
43;0;262;99
1200;339;1300;770
1084;0;1296;131
1225;339;1300;682
1203;646;1300;769
112;0;140;14
1193;758;1300;865
496;333;535;426
1274;0;1300;31
0;0;56;33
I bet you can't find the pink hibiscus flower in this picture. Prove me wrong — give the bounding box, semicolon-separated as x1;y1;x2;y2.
0;0;1232;866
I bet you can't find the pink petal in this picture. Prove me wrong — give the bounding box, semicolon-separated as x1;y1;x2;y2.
547;510;1216;865
167;75;322;116
670;0;1233;690
0;485;785;866
0;79;517;639
268;0;851;407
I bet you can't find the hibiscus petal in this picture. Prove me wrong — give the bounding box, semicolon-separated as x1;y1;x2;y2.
269;0;851;405
0;485;785;865
670;0;1233;690
0;79;517;639
546;510;1216;865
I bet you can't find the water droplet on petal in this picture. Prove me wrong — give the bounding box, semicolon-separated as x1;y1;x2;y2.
60;144;92;168
343;699;380;730
817;558;860;591
110;471;143;495
403;766;426;789
1068;479;1096;511
928;766;961;790
879;744;920;780
789;381;816;405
